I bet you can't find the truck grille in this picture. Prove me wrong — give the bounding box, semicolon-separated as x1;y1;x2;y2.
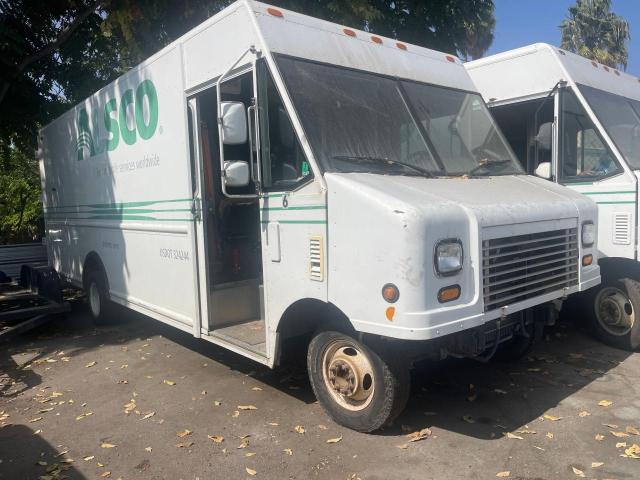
482;228;579;312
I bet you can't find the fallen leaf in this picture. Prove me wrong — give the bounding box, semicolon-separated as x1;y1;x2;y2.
267;422;279;426
622;443;640;459
294;425;305;434
163;380;176;386
83;456;94;461
546;432;554;439
101;472;111;478
145;447;152;452
318;424;328;430
246;467;256;476
506;432;523;440
37;460;47;466
213;401;222;406
101;443;116;449
578;411;591;418
406;428;431;442
85;362;97;368
591;462;604;468
572;466;585;477
208;435;224;444
496;472;510;478
283;448;293;455
595;434;605;441
175;441;194;448
237;405;257;410
397;444;409;450
142;412;155;420
543;414;561;422
494;389;508;395
616;442;627;449
516;427;537;435
604;423;619;429
176;429;192;438
462;415;475;424
326;436;343;444
611;431;630;438
29;417;43;423
76;412;93;421
237;440;249;449
252;387;262;391
245;452;256;457
598;400;613;407
626;426;640;435
232;410;240;418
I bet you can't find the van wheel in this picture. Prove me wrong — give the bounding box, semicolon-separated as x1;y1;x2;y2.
588;276;640;351
307;331;410;432
85;270;112;325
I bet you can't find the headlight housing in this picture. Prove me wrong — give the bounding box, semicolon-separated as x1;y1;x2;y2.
582;222;595;247
435;239;463;276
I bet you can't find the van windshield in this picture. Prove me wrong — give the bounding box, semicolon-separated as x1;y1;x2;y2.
579;84;640;170
276;56;522;177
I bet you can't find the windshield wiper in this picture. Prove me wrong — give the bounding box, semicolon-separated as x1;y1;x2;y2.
332;155;435;177
469;158;512;176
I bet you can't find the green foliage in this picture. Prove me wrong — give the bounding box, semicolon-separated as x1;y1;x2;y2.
560;0;630;70
0;143;42;243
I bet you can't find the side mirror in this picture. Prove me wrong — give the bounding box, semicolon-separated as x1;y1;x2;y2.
223;160;250;187
535;122;553;151
220;101;247;145
535;161;552;179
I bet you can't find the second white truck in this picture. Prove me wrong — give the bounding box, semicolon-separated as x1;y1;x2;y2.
467;43;640;351
39;3;600;431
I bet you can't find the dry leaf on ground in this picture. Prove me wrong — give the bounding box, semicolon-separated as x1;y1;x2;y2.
543;414;561;421
237;405;257;410
85;362;96;368
326;436;343;444
283;448;293;455
406;428;431;442
506;432;523;440
496;472;510;478
598;400;613;407
626;426;640;435
578;411;590;418
246;467;257;476
177;429;192;438
101;443;116;449
294;425;305;434
595;434;604;441
163;380;176;386
611;431;630;438
591;462;604;468
572;466;585;477
208;435;224;443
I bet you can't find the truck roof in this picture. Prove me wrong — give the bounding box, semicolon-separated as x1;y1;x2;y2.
465;43;640;105
41;0;475;133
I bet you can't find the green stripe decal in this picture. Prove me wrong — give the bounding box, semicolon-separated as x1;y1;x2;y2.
45;215;191;222
595;201;636;205
47;198;192;210
582;191;636;195
46;208;192;215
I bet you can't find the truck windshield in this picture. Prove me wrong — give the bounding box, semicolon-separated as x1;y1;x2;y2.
276;56;522;177
579;84;640;170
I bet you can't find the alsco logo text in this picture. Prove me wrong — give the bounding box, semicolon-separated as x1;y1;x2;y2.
76;79;159;160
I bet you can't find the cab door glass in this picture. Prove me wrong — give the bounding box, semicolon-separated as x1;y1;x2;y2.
559;88;621;182
257;62;312;192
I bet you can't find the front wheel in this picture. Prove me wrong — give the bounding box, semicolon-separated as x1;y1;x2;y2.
85;270;113;325
307;331;410;432
587;276;640;351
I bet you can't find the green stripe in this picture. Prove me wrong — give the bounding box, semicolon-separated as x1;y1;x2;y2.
260;220;327;225
46;208;192;215
48;198;192;210
260;206;326;211
595;201;636;205
582;191;636;195
45;214;191;222
567;182;594;186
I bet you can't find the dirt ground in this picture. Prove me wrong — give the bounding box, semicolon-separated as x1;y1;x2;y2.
0;302;638;480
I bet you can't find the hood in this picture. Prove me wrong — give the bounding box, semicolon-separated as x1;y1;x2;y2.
325;173;594;228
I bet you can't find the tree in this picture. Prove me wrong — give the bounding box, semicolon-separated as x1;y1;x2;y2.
560;0;630;70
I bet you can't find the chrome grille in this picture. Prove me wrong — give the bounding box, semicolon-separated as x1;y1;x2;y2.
482;228;579;311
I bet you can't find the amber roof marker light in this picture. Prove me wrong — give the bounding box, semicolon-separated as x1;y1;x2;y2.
396;42;407;51
267;7;283;18
343;28;356;37
371;35;383;44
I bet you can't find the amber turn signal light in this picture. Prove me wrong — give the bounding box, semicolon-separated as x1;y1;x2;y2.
382;283;400;303
438;285;461;303
582;254;593;267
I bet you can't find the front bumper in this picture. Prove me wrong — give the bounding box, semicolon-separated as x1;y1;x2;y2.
351;265;600;342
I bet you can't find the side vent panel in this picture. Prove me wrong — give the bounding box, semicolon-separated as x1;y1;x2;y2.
612;213;632;245
309;236;324;282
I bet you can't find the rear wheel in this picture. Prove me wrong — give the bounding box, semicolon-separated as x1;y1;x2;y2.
588;276;640;351
85;269;113;325
307;331;410;432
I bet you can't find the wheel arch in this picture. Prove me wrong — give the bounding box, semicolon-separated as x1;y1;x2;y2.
599;257;640;280
276;298;356;341
82;251;109;292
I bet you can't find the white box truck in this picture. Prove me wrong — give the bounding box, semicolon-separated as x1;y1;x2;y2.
38;3;600;431
467;44;640;351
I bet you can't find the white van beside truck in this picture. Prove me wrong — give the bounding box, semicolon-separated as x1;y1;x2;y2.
467;44;640;351
38;3;600;431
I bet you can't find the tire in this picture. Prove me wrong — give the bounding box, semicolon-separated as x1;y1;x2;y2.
85;269;113;325
587;275;640;351
307;331;410;433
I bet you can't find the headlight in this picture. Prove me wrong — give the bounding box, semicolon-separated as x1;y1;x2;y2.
435;239;463;276
582;222;595;247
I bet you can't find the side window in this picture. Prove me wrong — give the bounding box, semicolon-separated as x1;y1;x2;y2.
559;89;621;182
258;62;312;191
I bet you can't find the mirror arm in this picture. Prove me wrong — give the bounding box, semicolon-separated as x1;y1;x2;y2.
215;45;259;199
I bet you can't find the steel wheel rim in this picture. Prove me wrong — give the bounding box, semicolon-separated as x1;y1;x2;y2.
321;339;375;412
89;282;101;318
595;286;635;336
